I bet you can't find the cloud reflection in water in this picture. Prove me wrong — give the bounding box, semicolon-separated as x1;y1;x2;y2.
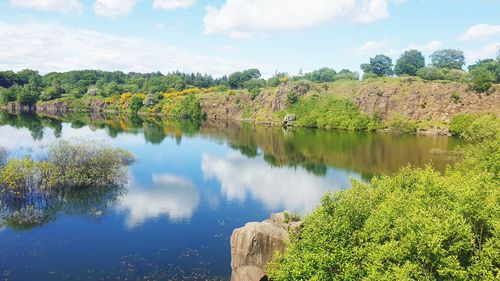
118;173;200;228
202;152;344;214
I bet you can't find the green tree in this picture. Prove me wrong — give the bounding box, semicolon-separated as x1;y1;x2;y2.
430;49;465;69
469;66;495;92
361;55;393;77
394;49;425;76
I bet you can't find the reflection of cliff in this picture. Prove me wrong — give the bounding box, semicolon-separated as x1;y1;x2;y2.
0;111;462;178
199;121;463;177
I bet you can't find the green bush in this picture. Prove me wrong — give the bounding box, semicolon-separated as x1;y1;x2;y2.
281;95;372;130
388;116;417;134
449;114;499;141
168;94;205;121
268;140;500;280
469;66;495;92
416;67;445;80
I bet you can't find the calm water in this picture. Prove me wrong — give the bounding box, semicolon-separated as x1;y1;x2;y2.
0;111;463;280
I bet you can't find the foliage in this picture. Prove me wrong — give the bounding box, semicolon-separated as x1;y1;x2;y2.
287;92;299;105
430;49;465;70
268;139;500;280
46;140;134;188
388;115;417;134
164;94;205;121
228;69;261;89
280;95;373;130
469;65;496;92
361;55;394;77
303;68;359;82
394;49;425;76
416;67;446;80
449;114;499;142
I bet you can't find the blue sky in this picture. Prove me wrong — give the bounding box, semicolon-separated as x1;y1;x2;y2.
0;0;499;77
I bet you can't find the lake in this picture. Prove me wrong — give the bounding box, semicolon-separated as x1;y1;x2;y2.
0;111;463;280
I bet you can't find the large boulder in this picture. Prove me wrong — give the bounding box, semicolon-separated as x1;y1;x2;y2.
230;212;302;281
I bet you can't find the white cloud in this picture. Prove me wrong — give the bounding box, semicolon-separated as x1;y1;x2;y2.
93;0;138;18
9;0;83;13
405;40;442;53
217;45;237;52
0;21;251;77
352;38;395;56
466;42;500;62
459;24;500;41
153;0;196;9
203;0;394;39
202;152;351;213
118;173;200;228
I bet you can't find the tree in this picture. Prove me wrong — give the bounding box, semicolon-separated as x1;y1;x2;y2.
228;69;261;89
469;66;495;92
468;58;500;83
361;55;393;77
430;49;465;69
303;68;337;82
394;50;425;76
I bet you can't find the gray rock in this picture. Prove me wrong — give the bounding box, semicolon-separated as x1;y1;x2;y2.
231;266;268;281
282;114;296;127
230;212;302;281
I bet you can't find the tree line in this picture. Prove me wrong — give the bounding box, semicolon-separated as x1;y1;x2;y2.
360;48;500;92
0;48;498;106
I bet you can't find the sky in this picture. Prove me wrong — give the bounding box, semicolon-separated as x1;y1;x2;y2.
0;0;499;77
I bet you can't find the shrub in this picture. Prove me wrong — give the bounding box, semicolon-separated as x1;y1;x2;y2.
388;116;417;134
268;140;500;280
287;92;299;105
469;66;495;92
282;95;372;130
449;114;499;141
47;140;134;188
166;94;205;121
416;67;445;80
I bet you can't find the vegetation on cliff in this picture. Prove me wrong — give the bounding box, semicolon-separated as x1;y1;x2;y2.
268;123;499;280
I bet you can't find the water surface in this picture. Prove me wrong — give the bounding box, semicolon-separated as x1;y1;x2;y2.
0;111;463;280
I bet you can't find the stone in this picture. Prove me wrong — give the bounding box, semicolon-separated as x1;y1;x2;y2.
282;114;296;127
231;221;288;271
231;266;268;281
230;212;303;281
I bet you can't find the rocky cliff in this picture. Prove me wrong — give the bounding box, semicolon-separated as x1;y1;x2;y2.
4;79;499;130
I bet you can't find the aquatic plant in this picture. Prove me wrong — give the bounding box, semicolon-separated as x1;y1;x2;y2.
0;140;134;230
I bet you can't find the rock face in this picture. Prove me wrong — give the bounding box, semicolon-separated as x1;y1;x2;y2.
230;212;302;281
282;114;296;127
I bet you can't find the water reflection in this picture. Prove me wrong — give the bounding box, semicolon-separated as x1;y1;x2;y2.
0;110;463;229
118;173;200;228
202;152;339;213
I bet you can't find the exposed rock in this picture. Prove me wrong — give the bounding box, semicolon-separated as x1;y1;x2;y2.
231;266;268;281
35;101;70;114
282;114;296;127
5;102;35;113
86;86;98;96
230;212;302;281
